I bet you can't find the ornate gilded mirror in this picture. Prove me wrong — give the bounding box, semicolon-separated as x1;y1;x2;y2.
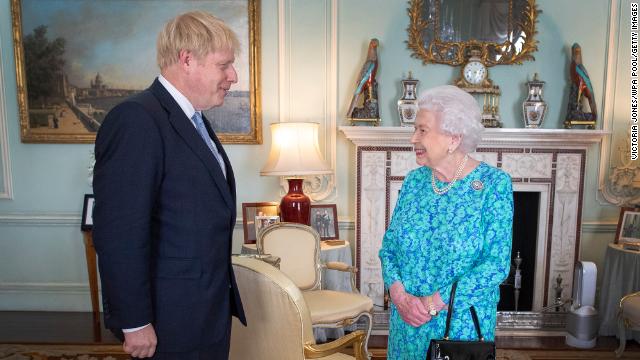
407;0;540;66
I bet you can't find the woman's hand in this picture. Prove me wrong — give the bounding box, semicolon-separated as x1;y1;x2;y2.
389;282;431;327
432;291;447;312
420;291;448;316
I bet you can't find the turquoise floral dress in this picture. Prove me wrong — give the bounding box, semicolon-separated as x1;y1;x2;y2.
379;162;513;359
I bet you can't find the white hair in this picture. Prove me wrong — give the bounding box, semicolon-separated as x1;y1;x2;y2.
417;85;484;153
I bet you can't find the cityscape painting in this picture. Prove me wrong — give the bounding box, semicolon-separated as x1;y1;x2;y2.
11;0;261;144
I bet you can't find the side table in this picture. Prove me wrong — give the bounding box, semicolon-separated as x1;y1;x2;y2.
598;243;640;343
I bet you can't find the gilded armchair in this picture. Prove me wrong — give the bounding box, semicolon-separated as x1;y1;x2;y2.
230;256;368;360
616;291;640;357
257;222;373;358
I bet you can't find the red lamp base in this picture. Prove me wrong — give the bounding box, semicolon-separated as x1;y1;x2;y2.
280;178;310;225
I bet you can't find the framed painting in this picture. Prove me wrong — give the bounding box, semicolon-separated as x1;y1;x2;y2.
615;207;640;244
241;202;279;244
310;204;339;240
11;0;261;144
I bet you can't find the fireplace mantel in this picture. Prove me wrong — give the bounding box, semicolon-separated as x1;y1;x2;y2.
340;126;609;147
340;126;609;330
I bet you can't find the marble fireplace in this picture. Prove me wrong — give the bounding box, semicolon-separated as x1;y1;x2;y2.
340;127;607;330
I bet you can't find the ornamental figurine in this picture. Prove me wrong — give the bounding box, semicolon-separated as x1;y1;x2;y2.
347;39;380;126
564;43;597;129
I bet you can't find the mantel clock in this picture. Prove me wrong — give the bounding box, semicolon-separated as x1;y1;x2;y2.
455;50;502;128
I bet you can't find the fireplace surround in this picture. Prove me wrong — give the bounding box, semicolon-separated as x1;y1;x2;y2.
340;127;608;330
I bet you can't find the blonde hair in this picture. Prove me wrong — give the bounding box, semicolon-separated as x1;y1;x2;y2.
157;11;240;70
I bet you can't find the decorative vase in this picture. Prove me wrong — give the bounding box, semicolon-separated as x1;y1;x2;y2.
280;178;310;225
397;72;419;127
522;73;548;128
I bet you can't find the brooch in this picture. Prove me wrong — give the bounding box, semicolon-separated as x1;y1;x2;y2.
471;180;484;191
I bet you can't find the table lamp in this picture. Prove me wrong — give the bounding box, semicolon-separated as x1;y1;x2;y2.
260;122;332;225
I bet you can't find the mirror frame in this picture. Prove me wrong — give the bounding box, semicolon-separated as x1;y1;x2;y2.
406;0;540;66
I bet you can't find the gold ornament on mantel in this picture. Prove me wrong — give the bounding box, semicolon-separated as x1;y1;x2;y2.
454;49;502;128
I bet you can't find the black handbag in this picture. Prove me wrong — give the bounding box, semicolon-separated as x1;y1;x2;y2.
426;282;496;360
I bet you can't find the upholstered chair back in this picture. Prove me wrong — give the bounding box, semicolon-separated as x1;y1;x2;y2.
230;256;367;360
257;222;322;291
229;256;316;360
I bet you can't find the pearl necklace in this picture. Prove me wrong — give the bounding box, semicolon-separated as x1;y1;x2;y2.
431;154;469;195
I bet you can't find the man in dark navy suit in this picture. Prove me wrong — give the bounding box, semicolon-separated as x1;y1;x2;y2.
93;11;245;359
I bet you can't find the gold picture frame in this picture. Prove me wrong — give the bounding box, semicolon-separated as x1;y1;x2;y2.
11;0;261;144
406;0;540;66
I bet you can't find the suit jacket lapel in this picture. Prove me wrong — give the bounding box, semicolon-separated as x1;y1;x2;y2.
203;117;237;215
149;80;234;210
202;117;235;194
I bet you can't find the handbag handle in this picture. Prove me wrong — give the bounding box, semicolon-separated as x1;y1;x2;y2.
443;282;484;341
442;282;457;340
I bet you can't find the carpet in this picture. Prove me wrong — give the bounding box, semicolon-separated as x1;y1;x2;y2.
0;344;128;360
2;344;640;360
368;348;640;360
497;349;640;360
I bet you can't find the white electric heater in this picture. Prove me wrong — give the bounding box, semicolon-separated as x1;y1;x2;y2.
565;261;598;348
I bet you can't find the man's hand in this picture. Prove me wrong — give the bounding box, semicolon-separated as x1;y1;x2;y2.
123;324;157;358
389;281;430;327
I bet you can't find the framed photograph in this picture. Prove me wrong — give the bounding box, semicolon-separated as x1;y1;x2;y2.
81;194;95;231
310;204;339;240
11;0;261;144
242;202;279;244
616;207;640;244
254;215;280;239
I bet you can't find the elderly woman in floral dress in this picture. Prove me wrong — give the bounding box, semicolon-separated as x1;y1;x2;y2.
379;85;513;359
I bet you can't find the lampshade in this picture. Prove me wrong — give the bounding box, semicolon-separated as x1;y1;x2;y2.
261;122;331;226
260;122;332;176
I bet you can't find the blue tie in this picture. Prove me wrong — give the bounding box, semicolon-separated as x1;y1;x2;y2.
192;112;227;179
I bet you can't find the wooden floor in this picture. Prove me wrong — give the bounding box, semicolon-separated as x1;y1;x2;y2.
0;312;120;344
1;311;639;358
